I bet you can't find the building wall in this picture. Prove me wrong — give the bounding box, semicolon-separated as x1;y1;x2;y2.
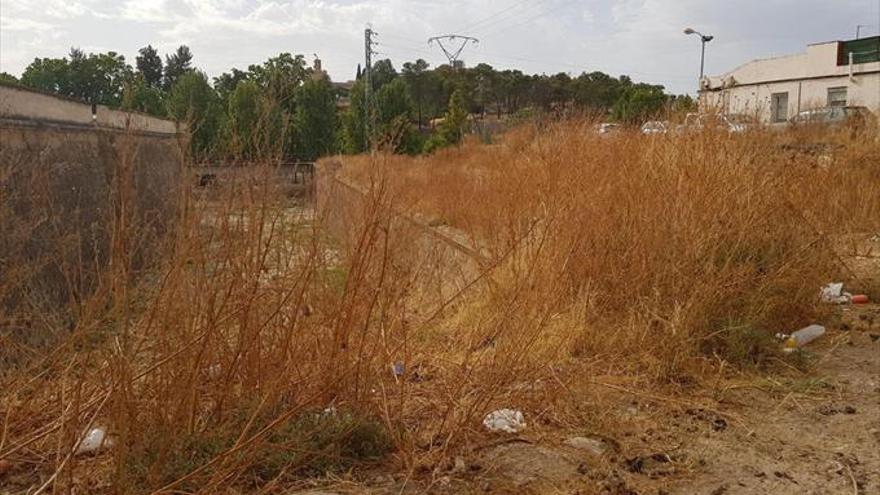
701;40;880;122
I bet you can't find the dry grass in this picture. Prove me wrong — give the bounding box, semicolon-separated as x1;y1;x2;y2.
2;119;879;493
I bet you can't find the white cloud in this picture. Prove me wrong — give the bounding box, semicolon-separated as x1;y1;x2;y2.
2;0;878;93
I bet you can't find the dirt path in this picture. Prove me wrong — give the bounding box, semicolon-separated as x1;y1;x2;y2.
664;304;880;495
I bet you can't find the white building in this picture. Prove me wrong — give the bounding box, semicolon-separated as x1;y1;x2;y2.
700;36;880;123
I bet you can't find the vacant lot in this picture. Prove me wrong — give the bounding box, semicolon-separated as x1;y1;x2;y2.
2;123;879;494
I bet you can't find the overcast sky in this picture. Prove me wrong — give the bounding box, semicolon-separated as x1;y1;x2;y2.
1;0;878;94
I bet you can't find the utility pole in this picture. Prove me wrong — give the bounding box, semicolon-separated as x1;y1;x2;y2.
364;27;377;149
428;34;479;70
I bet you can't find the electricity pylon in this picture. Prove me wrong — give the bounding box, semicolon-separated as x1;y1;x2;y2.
427;34;479;69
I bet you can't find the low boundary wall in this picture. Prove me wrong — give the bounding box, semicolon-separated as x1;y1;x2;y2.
1;85;184;361
315;158;488;301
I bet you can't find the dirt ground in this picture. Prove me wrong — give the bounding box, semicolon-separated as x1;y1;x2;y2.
290;240;880;495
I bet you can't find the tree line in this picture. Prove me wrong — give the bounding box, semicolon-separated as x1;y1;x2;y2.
1;46;695;161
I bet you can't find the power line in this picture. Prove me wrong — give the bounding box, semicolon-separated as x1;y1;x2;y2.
480;0;579;40
458;0;549;34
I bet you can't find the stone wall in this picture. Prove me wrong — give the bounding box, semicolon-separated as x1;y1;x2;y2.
0;85;183;360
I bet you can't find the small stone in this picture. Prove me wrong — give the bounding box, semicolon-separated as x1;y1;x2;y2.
565;436;610;456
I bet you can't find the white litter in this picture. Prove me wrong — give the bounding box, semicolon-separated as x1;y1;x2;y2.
75;427;113;455
783;324;826;352
820;283;852;304
482;409;526;433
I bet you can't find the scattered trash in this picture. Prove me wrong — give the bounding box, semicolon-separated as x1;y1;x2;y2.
783;324;826;352
820;283;852;304
75;427;113;456
851;294;870;305
321;406;337;417
483;409;526;433
391;361;405;378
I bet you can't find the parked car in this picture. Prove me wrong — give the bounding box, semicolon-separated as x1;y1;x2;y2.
678;113;749;134
789;106;876;128
640;120;669;135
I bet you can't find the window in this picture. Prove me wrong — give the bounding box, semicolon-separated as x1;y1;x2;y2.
828;87;848;107
771;92;789;122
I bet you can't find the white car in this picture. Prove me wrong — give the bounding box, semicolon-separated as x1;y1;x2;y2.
640;121;669;134
680;113;749;133
595;123;621;135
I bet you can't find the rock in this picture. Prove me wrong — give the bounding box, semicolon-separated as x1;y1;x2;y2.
482;443;580;487
564;436;611;456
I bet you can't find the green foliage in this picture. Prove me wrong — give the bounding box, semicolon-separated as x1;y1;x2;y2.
370;59;398;91
612;84;667;124
214;68;249;102
227;80;263;158
0;72;20;85
167;71;222;159
20;57;69;93
163;45;193;91
248;53;307;106
135;45;163;88
122;75;165;116
123;410;391;491
341;79;367;154
253;410;392;480
401;59;430;128
422;88;470;154
293;76;337;161
439;88;469;144
22;48;131;106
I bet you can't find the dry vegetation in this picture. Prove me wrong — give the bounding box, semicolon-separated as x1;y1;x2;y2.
2;120;879;493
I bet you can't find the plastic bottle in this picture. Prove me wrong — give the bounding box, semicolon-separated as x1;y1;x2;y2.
783;324;825;352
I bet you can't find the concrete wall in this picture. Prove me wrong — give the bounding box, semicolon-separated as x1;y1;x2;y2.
702;40;880;122
0;84;179;134
0;86;183;363
315;158;487;301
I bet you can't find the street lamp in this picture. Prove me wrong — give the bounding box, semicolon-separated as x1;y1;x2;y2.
684;27;714;81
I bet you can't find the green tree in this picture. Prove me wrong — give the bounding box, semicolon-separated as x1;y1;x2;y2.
0;72;20;85
21;57;70;94
424;88;469;153
341;79;367;154
612;84;667;124
248;53;307;106
293;76;337;160
122;75;165;116
226;80;263;158
374;78;416;153
167;71;221;159
370;59;398;91
164;45;193;90
401;59;430;129
136;45;163;88
214;68;249;102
